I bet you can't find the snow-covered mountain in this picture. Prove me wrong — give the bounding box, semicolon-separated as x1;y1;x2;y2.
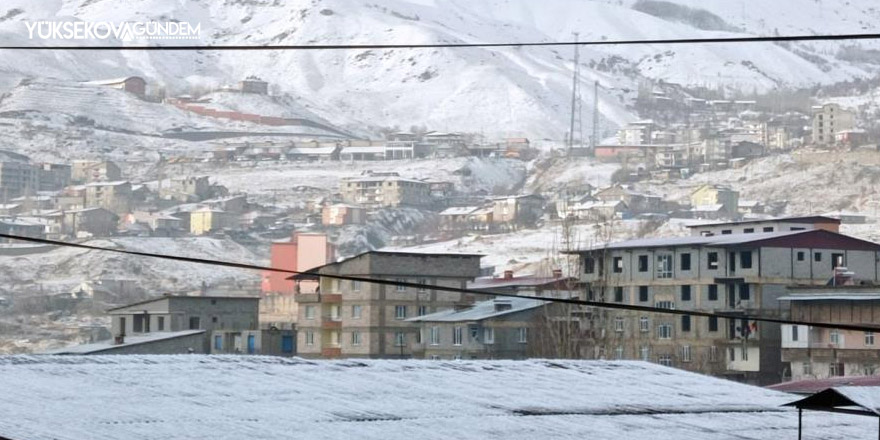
0;0;879;138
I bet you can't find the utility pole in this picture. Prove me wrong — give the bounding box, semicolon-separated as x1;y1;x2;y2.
591;80;599;156
567;32;580;156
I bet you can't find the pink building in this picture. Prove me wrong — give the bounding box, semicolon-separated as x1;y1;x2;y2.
262;232;335;295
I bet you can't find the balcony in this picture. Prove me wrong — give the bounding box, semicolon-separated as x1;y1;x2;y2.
322;319;342;329
295;293;343;303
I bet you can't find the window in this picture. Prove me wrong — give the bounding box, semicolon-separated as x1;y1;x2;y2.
330;331;340;346
814;252;822;262
639;317;649;332
394;332;406;347
157;317;165;331
639;286;649;302
763;227;774;232
483;328;495;344
453;327;463;346
739;284;750;301
640;346;650;361
189;316;200;330
708;284;718;301
709;346;719;362
211;316;218;323
709;316;719;332
613;287;624;303
655;301;675;310
305;331;315;346
721;229;732;235
728;347;736;362
418;305;427;316
417;278;428;293
740;251;752;269
330;305;341;321
830;330;841;345
681;315;691;332
656;254;673;279
790;227;805;231
304;305;316;320
613;256;623;273
797;251;805;261
680;253;691;271
867;332;875;346
584;257;595;274
681;345;692;362
638;255;649;272
394;305;407;320
743;228;754;233
802;362;812;376
351;331;362;346
792;326;799;342
832;253;844;269
517;328;528;344
352;280;362;291
430;327;440;345
352;305;363;319
396;278;407;291
615;346;624;360
416;329;422;344
658;324;673;339
658;355;672;366
708;252;718;269
214;335;223;350
830;362;845;377
614;317;624;333
681;285;691;302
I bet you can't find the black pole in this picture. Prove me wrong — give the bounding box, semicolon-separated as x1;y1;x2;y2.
798;408;802;440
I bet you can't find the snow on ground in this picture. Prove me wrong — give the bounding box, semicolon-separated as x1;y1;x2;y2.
526;156;621;194
0;355;873;440
211;157;526;206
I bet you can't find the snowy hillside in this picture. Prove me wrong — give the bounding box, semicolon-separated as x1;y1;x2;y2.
0;0;878;138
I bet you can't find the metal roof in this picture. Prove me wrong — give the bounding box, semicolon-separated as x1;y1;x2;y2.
407;297;546;322
686;215;841;228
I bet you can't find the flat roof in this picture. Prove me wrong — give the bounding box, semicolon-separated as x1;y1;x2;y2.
686;216;841;228
408;297;546;322
43;330;205;354
107;295;259;312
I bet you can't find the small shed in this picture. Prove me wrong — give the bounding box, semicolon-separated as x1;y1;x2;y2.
785;386;880;439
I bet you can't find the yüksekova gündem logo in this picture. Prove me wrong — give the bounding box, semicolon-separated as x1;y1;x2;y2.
25;20;200;41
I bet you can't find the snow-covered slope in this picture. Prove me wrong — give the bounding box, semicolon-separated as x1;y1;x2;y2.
0;0;878;138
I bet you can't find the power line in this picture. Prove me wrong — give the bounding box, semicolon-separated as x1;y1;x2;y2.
2;232;877;333
3;32;880;51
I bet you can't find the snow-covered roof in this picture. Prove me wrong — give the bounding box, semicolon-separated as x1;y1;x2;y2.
572;229;820;252
439;206;479;216
3;356;870;440
82;76;145;86
44;330;205;354
692;203;724;212
408;297;546;322
84;180;129;187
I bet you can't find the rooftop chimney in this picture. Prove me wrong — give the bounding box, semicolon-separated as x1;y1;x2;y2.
503;270;514;280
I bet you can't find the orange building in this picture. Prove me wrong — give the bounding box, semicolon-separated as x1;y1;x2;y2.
262;232;335;295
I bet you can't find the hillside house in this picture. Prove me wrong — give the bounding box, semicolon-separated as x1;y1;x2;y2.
690;184;739;218
189;207;233;235
322;203;366;226
239;76;269;95
0;217;45;242
84;181;132;213
162;176;211;202
491;194;544;227
62;207;119;237
594;185;661;215
83;76;147;98
408;297;546;360
71;160;122;183
291;250;482;359
340;172;430;207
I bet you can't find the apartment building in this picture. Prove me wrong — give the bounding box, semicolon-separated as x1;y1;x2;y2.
71;160;122;183
408;297;545;360
780;282;880;381
84;181;132;213
569;228;880;385
292;250;482;359
340;172;430;207
811;103;855;145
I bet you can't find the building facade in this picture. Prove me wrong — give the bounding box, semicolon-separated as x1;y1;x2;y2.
811;103;855;145
340;172;430;207
293;251;482;359
570;228;880;385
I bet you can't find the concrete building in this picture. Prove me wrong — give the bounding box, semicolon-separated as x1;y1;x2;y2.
71;160;122;183
340;172;430;207
37;163;71;191
189;207;232;235
569;228;880;385
262;232;335;296
162;176;211;201
491;194;544;226
812;103;855;145
617;120;655;145
0;217;45;242
780;281;880;381
690;184;739;218
594;185;662;215
0;150;38;199
292;250;482;359
83;76;147;98
107;295;260;353
408;297;545;360
321;203;366;226
62;207;119;237
688;216;841;237
211;328;296;357
84;181;132;213
239;76;269;95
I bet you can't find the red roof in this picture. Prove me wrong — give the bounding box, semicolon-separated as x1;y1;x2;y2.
767;376;880;394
